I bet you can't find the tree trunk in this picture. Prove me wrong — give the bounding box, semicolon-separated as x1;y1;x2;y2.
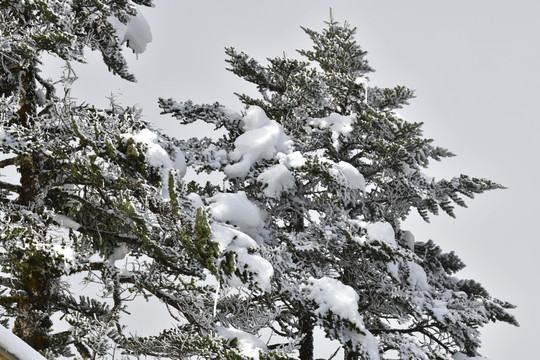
12;251;54;352
17;154;36;206
344;348;359;360
299;314;314;360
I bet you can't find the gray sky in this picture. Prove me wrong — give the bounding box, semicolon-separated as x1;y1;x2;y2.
52;0;539;358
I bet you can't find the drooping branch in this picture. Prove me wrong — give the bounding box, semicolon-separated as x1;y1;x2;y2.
0;157;18;168
0;276;22;290
0;180;22;194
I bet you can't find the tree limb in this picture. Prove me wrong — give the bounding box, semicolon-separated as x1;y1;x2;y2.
0;180;21;194
0;156;18;168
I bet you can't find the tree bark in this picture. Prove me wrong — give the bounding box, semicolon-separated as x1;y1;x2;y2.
344;348;359;360
12;251;54;352
299;314;314;360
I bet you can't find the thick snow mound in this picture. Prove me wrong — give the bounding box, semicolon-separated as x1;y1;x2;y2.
208;191;264;242
0;325;47;360
225;106;292;178
109;6;152;54
305;276;364;328
257;163;295;198
276;151;307;169
365;221;396;247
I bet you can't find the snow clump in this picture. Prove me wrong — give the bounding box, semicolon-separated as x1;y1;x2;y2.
304;276;380;360
257;164;296;198
216;326;267;359
121;128;186;200
309;113;355;149
332;161;366;191
210;224;273;291
208;192;273;290
407;261;430;291
365;221;397;247
225;106;292;178
208;191;264;242
107;243;130;265
305;276;365;326
277;151;307;168
109;5;152;54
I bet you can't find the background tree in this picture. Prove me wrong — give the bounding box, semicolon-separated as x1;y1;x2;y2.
159;15;518;360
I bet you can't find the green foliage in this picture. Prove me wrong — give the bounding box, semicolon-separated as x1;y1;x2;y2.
181;208;220;276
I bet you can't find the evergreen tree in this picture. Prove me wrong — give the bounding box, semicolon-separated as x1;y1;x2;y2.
1;2;518;359
160;15;517;360
0;1;279;359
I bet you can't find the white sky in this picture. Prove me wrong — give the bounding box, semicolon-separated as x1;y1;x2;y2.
44;0;538;358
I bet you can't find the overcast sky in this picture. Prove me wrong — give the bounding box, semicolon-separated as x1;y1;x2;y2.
48;0;539;358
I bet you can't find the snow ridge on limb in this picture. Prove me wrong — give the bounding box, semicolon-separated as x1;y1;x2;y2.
0;325;47;360
158;98;243;132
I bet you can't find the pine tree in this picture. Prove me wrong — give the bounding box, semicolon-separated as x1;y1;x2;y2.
159;15;518;360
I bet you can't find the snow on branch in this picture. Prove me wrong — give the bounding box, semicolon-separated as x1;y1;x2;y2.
0;326;47;360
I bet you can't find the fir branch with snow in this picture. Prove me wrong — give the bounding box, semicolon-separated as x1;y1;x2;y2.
161;14;517;360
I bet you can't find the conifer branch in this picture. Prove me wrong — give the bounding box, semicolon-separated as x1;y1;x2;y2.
0;157;17;168
0;180;21;194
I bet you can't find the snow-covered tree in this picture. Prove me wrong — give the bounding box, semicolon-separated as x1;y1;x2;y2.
1;2;518;359
159;15;518;360
0;1;281;359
